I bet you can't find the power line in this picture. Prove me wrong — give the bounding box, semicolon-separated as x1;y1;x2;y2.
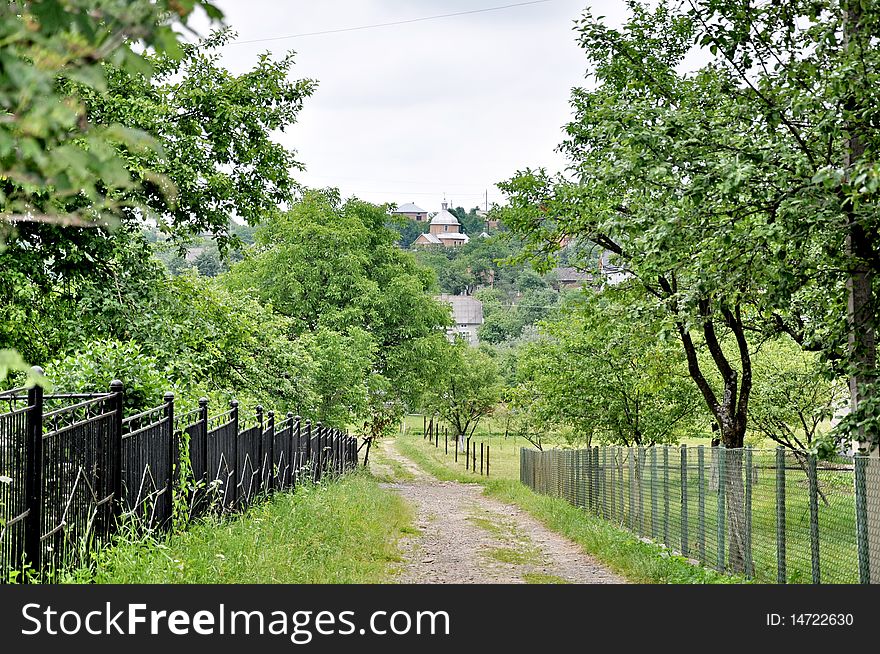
231;0;557;46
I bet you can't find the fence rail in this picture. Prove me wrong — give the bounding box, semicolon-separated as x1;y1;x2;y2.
0;370;358;581
521;445;880;584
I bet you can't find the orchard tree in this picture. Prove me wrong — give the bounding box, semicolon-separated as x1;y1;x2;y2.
516;289;702;447
496;1;813;572
426;342;502;449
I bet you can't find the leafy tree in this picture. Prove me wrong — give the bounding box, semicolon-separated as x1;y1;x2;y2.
678;0;880;453
425;343;502;448
0;0;221;229
449;206;486;236
224;190;451;453
387;214;428;248
515;289;701;446
749;341;847;457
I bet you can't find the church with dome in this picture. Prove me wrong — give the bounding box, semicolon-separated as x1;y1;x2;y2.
412;202;471;248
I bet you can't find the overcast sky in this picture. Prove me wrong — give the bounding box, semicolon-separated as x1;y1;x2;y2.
193;1;630;212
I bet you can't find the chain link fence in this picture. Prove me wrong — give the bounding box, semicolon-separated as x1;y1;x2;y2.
521;445;880;584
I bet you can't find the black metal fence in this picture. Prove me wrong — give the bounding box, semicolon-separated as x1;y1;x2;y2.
0;371;358;581
521;445;880;584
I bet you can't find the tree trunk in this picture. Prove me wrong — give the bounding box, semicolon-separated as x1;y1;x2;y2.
843;2;876;453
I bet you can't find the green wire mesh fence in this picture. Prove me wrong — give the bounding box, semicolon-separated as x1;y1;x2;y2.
521;445;880;584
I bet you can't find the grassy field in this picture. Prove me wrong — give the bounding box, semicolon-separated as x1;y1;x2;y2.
400;414;526;482
395;430;742;584
521;447;860;584
76;472;415;584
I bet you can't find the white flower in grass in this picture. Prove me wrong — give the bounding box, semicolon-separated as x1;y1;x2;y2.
0;475;12;485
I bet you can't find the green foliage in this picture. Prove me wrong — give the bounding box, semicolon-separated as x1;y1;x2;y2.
387;215;429;248
749;340;847;456
0;0;221;228
512;288;701;446
45;340;168;413
225;190;452;430
78;28;315;245
449;205;486;235
424;342;503;438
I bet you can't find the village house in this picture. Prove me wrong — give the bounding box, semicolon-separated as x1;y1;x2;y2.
412;202;471;247
392;201;428;222
438;293;483;344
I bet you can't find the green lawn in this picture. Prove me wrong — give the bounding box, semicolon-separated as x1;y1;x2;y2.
75;472;415;584
541;447;861;584
400;414;530;482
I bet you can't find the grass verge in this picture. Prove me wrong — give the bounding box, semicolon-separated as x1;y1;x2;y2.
81;471;414;584
397;434;745;584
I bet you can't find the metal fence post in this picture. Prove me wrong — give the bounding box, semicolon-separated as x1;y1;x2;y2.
744;446;753;577
855;455;870;584
255;405;264;493
601;447;607;518
592;446;599;515
717;446;726;573
266;410;275;493
473;441;477;473
230;400;239;505
584;447;593;511
650;446;658;539
316;422;324;481
110;379;124;522
663;445;669;546
776;447;786;584
628;448;635;531
609;447;615;520
24;367;44;574
164;391;175;526
617;447;624;524
637;446;644;536
698;445;705;563
199;397;209;490
487;445;490;477
305;419;312;481
808;454;820;584
480;442;484;475
681;444;688;557
289;413;298;489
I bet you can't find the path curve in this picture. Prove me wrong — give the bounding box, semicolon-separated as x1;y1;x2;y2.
374;438;625;584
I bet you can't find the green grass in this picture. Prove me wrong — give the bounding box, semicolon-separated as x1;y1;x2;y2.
485;546;541;565
369;444;417;482
397;431;744;584
401;429;862;584
485;478;746;584
522;572;568;584
400;415;525;481
85;472;414;584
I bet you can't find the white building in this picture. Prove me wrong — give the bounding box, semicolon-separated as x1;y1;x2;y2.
438;294;483;344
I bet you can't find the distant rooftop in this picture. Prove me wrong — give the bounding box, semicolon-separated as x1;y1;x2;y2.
430;209;460;226
394;202;426;214
438;294;484;325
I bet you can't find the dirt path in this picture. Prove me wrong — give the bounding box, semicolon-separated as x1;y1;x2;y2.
371;438;625;584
